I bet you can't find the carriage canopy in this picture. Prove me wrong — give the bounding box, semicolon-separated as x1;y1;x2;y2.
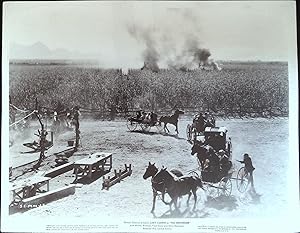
204;127;227;133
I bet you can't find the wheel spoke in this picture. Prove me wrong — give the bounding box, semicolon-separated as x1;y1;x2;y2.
218;177;232;196
236;167;249;193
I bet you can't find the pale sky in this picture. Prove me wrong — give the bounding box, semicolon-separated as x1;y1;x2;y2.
3;1;296;67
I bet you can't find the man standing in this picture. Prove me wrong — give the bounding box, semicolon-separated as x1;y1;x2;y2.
238;153;256;191
73;106;80;149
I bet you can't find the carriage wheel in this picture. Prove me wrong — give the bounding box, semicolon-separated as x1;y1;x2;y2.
156;121;164;133
141;123;151;132
236;167;249;193
218;177;232;197
126;119;137;131
186;124;192;141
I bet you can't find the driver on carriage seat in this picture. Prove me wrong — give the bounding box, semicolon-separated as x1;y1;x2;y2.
207;148;219;172
150;112;158;125
202;149;220;182
193;112;205;132
136;110;142;120
218;149;231;174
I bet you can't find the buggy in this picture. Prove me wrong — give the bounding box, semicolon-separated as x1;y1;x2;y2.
203;127;232;156
126;111;163;132
186;113;216;142
188;127;250;198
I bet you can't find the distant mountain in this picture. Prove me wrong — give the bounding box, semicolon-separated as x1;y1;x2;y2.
10;42;95;60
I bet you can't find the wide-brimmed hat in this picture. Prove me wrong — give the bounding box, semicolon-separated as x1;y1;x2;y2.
218;149;225;154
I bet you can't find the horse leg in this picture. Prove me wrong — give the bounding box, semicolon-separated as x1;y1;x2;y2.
165;123;170;133
187;191;192;206
192;189;197;211
151;191;157;213
173;197;179;210
162;191;171;205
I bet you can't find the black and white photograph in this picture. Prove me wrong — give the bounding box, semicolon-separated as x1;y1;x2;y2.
1;1;299;233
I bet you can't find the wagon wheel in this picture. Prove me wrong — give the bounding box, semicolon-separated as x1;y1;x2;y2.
141;122;151;132
156;121;164;133
218;177;232;197
126;119;137;131
186;124;193;141
236;167;249;193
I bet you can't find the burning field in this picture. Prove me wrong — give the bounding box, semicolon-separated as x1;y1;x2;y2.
8;117;289;219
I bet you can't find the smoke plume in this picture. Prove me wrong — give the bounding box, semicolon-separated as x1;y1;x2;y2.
127;24;160;72
127;12;221;72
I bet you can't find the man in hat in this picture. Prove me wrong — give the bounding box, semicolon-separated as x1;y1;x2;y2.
193;112;205;132
238;153;255;191
218;149;231;175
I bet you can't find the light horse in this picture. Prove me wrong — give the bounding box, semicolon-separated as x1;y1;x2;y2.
143;162;183;213
159;109;184;134
153;167;204;211
191;142;215;170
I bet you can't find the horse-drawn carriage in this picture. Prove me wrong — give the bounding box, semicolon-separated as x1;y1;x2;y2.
186;112;216;142
126;111;163;132
190;127;249;198
204;127;232;156
199;161;250;198
126;109;184;133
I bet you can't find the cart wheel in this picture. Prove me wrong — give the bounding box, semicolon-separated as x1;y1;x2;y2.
236;167;249;193
186;124;192;141
218;177;232;197
141;123;151;132
126;119;137;131
156;121;164;133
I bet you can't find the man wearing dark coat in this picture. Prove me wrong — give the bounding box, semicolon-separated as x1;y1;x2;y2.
238;153;255;190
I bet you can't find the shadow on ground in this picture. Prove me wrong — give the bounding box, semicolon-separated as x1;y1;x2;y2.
153;207;210;218
204;195;239;211
74;169;110;185
130;130;187;141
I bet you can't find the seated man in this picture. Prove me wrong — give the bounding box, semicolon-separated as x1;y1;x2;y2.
150;112;158;126
203;112;216;128
207;148;220;182
193;113;205;132
218;149;232;175
131;110;144;122
136;110;142;120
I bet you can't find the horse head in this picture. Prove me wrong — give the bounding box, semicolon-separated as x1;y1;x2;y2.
152;167;169;183
174;109;184;115
143;162;158;179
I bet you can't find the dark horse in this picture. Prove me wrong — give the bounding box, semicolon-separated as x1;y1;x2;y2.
143;162;183;213
191;142;215;170
159;109;184;134
153;167;204;211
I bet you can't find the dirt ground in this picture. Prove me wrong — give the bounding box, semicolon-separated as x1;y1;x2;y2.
8;117;289;219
